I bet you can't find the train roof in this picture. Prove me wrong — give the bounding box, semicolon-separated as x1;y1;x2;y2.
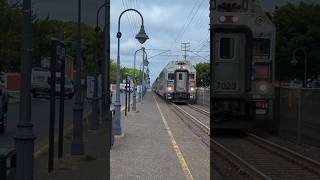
163;60;196;72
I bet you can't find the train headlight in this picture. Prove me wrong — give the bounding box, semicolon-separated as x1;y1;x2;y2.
256;81;271;95
190;87;195;91
167;87;172;91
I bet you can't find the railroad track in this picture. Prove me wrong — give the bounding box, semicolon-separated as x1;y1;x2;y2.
187;104;209;117
168;101;320;179
169;102;210;144
214;133;320;180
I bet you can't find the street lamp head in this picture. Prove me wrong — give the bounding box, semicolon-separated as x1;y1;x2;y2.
135;25;149;44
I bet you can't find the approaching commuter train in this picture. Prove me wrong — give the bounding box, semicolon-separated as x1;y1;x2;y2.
153;60;196;103
211;0;276;129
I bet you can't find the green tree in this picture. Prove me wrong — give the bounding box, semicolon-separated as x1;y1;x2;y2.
273;2;320;81
195;62;210;87
0;0;22;71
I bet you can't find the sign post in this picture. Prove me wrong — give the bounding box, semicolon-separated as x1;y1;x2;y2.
49;38;66;172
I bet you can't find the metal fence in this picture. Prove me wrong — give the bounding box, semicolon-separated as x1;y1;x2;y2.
275;87;320;147
195;89;210;107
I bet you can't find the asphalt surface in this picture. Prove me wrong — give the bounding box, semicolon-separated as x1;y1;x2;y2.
0;92;133;152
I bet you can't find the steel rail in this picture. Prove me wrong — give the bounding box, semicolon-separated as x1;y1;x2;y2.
187;104;209;116
168;101;270;180
247;133;320;176
171;103;209;135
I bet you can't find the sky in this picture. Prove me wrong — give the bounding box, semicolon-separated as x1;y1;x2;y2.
15;0;318;83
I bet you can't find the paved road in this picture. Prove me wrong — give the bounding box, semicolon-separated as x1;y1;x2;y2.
0;92;134;151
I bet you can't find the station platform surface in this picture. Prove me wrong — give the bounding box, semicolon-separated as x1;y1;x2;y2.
34;92;209;180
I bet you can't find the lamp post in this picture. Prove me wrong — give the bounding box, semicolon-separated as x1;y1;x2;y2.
125;73;128;116
71;0;84;155
128;74;131;112
90;3;106;130
15;0;35;178
139;63;143;102
291;48;308;88
142;51;149;97
133;48;143;110
114;9;149;135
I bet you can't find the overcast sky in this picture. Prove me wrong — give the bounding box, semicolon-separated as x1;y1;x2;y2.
27;0;316;83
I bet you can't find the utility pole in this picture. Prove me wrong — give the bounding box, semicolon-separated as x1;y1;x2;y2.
71;0;84;155
15;0;35;179
181;42;190;61
104;0;112;179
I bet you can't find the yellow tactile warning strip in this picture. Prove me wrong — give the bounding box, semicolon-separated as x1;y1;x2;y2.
153;94;195;180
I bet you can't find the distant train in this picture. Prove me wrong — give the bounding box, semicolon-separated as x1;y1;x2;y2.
153;60;196;103
211;0;276;129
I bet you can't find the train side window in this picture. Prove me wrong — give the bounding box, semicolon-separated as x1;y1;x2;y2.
253;39;271;60
168;73;174;80
189;74;195;79
220;38;234;59
179;73;183;80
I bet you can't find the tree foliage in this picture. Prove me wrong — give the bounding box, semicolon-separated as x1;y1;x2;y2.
0;0;115;77
120;67;147;85
195;62;209;87
0;0;22;71
273;2;320;81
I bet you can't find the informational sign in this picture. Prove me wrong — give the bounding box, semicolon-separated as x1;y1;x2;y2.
56;45;66;60
86;76;101;98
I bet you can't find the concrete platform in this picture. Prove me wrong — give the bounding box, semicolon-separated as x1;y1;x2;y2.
111;93;209;179
33;92;209;179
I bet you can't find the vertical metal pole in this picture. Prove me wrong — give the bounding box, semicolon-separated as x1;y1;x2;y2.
101;11;106;121
297;89;302;143
48;41;57;173
304;52;307;88
104;1;111;179
142;54;145;99
128;79;131;112
71;0;84;155
114;33;122;135
91;26;100;130
125;75;128;116
15;0;35;179
139;64;142;102
132;49;138;111
58;54;66;158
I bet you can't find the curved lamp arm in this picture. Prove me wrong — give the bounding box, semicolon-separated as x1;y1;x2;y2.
95;3;106;32
117;9;144;38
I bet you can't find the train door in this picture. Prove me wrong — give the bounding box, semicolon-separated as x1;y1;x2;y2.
175;71;188;92
213;33;246;96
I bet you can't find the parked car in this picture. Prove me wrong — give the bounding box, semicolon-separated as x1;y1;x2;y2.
311;80;320;88
0;85;9;133
31;68;74;99
55;73;74;99
31;67;50;98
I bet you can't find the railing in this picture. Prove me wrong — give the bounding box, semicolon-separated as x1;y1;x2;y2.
273;87;320;147
195;88;210;107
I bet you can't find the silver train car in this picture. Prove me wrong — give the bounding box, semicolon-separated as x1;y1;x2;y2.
153;60;196;103
211;0;276;129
